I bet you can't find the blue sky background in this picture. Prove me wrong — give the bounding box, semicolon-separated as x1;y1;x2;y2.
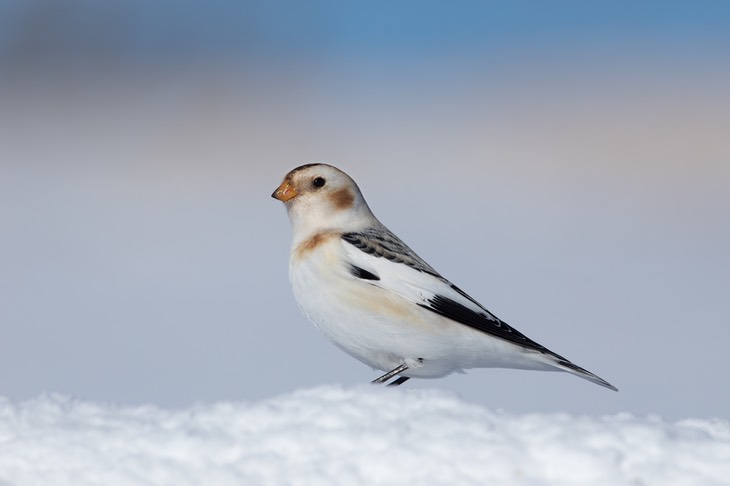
2;1;729;64
1;1;729;419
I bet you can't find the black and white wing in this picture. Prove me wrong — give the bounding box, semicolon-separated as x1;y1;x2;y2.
341;227;550;353
340;226;617;391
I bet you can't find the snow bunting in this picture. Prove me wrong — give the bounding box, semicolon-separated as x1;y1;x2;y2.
272;164;617;391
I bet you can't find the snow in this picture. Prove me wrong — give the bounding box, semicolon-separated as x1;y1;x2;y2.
1;387;728;486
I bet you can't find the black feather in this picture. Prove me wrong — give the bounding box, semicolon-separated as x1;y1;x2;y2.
349;264;380;281
418;294;568;358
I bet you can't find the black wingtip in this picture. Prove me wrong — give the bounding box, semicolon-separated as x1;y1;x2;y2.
557;359;618;391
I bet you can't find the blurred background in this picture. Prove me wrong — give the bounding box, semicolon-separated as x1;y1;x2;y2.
1;0;728;419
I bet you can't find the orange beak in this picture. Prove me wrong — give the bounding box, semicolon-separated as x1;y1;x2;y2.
271;180;297;202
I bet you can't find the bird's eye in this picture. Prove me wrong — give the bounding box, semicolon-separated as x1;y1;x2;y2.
312;177;326;188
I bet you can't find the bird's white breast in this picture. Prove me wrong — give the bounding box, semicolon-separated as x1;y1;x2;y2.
289;236;409;372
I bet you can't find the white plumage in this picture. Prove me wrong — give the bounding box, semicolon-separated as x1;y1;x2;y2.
273;163;617;391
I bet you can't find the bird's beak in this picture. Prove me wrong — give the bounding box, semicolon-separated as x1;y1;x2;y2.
271;180;297;202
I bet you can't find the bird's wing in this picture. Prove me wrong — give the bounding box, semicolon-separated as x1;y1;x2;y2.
340;228;557;356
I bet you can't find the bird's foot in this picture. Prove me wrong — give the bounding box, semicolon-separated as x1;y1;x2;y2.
371;363;409;384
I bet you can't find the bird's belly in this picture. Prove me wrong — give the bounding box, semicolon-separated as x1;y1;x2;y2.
291;266;415;370
290;261;545;378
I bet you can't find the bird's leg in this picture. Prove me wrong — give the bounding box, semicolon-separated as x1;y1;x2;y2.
387;376;410;387
371;363;409;384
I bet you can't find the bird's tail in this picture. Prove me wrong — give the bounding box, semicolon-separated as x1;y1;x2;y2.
552;357;618;391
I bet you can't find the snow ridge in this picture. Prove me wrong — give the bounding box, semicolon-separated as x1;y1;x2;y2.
1;387;729;485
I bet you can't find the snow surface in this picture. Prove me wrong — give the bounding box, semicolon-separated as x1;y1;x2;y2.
1;387;728;486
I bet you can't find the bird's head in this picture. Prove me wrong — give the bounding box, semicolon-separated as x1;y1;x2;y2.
272;164;375;239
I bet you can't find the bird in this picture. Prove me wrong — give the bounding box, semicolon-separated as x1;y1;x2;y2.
271;163;617;391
